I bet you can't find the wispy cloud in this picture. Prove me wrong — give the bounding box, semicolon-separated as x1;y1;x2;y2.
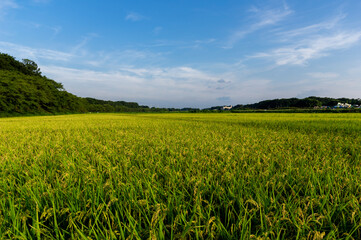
308;72;340;79
26;22;62;36
192;38;216;49
224;3;293;49
0;39;230;107
248;9;361;66
254;31;361;65
50;26;62;36
0;0;18;16
41;65;227;107
0;39;168;71
125;12;145;22
139;38;217;50
276;73;361;100
0;41;73;61
32;0;51;3
71;33;98;54
6;40;357;107
0;0;17;9
278;13;346;40
249;3;293;28
153;26;162;35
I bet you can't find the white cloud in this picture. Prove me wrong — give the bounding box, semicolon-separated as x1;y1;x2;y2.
141;38;217;50
0;39;168;71
50;26;62;36
25;22;62;36
279;14;346;40
125;12;145;22
32;0;51;3
286;76;361;100
0;0;17;10
248;10;361;66
4;38;359;107
308;72;340;79
192;38;216;49
39;61;285;107
249;3;293;28
40;65;227;107
71;33;98;54
0;41;73;61
254;31;361;65
153;26;162;35
0;0;18;16
224;4;292;49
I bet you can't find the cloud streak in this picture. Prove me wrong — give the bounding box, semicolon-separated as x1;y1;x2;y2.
0;41;73;61
248;10;361;66
125;12;145;22
224;4;292;48
0;0;17;10
0;0;18;16
254;31;361;65
279;14;346;40
308;72;340;79
0;40;169;71
32;0;51;3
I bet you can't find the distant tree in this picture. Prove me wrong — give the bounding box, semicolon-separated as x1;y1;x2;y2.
324;99;338;107
22;59;41;76
295;98;321;108
0;53;153;114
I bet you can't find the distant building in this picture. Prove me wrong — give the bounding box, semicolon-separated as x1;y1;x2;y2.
334;102;352;108
222;105;233;110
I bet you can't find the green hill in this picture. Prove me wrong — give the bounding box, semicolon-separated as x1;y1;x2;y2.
0;53;148;115
232;97;361;110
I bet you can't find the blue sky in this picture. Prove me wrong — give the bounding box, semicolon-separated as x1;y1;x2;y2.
1;0;361;108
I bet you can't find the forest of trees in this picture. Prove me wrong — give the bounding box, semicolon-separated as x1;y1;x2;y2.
0;53;150;115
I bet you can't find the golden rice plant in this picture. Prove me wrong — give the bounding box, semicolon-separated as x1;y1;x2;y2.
0;113;360;239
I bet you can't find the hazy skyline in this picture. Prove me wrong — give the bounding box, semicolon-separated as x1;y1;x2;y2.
1;0;361;108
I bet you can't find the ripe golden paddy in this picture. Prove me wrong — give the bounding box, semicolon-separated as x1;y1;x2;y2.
0;113;360;239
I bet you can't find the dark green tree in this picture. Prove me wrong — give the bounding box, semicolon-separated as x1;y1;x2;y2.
22;59;41;76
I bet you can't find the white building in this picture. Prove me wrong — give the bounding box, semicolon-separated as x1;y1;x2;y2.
222;105;233;110
335;102;352;108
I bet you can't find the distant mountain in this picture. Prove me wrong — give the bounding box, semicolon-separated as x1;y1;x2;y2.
0;53;149;115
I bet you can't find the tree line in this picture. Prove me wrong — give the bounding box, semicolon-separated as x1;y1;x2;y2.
232;97;361;110
0;53;150;115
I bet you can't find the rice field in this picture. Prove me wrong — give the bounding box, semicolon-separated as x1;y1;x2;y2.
0;113;360;239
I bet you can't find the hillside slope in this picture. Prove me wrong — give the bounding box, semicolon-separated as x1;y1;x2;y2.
0;53;148;114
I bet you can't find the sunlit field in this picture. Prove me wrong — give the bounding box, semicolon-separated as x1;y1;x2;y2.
0;113;360;239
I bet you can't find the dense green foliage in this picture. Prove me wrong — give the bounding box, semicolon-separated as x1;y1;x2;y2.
0;53;149;114
0;70;88;114
0;113;360;239
233;96;361;110
85;98;149;113
0;53;42;77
